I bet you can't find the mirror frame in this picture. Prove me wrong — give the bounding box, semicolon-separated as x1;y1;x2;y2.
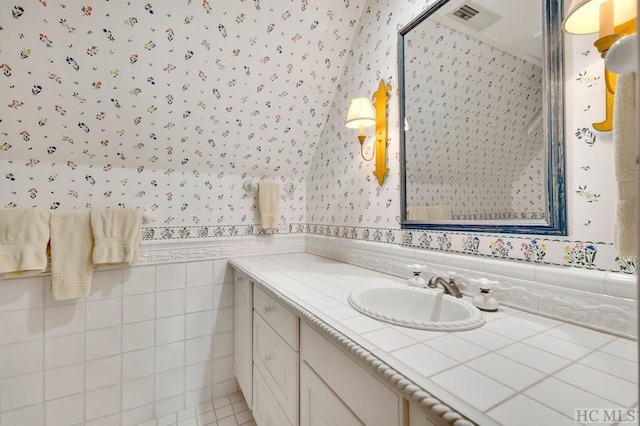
398;0;567;235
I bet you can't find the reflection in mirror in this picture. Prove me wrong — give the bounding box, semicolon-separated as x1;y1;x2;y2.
399;0;567;235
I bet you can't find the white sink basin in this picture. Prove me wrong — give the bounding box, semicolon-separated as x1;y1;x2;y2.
348;286;484;331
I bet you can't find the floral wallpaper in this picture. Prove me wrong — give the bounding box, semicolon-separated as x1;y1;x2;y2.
306;0;636;274
0;0;366;237
0;0;635;274
404;19;545;219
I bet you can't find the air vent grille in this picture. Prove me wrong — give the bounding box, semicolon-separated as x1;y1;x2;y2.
452;5;479;21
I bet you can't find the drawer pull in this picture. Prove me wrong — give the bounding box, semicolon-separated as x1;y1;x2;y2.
262;306;274;315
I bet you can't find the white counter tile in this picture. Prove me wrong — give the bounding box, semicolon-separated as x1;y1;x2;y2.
362;327;417;352
525;377;620;419
578;350;639;382
482;319;540;340
599;338;638;362
544;323;616;349
431;365;515;411
456;328;514;351
424;334;488;363
555;364;638;407
339;315;386;334
497;342;572;374
390;344;458;377
466;353;545;391
522;334;592;360
487;395;574;426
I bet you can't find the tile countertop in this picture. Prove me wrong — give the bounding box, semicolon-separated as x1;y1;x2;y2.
229;253;638;426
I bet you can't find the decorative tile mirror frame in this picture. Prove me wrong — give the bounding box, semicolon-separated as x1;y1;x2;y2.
398;0;567;235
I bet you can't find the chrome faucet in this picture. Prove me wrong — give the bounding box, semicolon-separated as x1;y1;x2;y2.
428;276;463;298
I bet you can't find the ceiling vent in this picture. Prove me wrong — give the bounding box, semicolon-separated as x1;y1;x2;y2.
452;5;479;21
446;1;501;32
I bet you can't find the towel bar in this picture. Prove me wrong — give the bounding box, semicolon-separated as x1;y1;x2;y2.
243;179;295;195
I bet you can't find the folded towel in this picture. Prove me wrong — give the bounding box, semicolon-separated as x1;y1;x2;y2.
407;205;430;220
50;210;93;301
427;205;452;221
91;208;142;264
613;72;637;256
258;181;280;230
0;208;50;274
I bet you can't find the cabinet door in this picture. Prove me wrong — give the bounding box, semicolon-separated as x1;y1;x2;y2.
300;362;363;426
234;271;253;408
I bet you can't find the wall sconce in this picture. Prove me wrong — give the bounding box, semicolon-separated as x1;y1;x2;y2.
563;0;637;131
345;79;391;186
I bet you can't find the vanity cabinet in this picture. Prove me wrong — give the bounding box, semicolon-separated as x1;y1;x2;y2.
234;271;253;408
233;268;435;426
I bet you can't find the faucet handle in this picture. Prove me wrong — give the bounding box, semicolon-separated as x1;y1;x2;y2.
446;271;463;282
407;263;428;272
469;277;499;291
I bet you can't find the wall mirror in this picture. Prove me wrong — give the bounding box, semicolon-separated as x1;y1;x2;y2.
399;0;567;235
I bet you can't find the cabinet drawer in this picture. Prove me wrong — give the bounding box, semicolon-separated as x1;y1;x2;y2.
253;364;293;426
254;312;299;425
254;286;299;350
301;322;401;426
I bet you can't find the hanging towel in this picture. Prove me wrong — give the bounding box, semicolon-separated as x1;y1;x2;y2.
427;205;452;221
91;208;142;264
258;181;280;230
50;210;93;301
0;208;50;274
613;72;637;256
407;206;430;220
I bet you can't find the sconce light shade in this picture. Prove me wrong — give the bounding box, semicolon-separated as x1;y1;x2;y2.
563;0;636;34
605;33;637;73
345;97;376;129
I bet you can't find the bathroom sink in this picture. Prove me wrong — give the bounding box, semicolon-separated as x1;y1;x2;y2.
348;286;484;331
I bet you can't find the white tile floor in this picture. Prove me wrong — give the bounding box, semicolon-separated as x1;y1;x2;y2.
138;392;255;426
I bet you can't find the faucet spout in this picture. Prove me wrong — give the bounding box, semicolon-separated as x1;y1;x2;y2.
427;276;463;298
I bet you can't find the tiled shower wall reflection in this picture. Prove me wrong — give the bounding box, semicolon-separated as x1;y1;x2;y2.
0;259;236;426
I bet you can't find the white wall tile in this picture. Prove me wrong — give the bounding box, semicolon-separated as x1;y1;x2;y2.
0;371;44;411
156;341;185;373
86;355;121;390
186;310;213;339
86;327;122;360
0;277;44;312
123;265;156;295
156;316;185;346
0;340;43;378
122;376;154;411
123;348;154;382
157;289;186;318
213;259;233;284
123;320;155;352
186;336;213;365
186;386;212;408
45;333;84;369
212;331;233;359
45;393;85;426
155;394;185;418
156;368;185;400
212;356;234;385
156;264;186;291
88;269;124;300
45;363;84;400
123;293;155;324
186;261;214;287
86;298;122;330
211;379;238;400
0;309;44;345
212;307;234;334
121;403;155;426
186;361;212;391
213;284;233;309
186;286;214;313
86;413;122;426
44;303;85;338
86;384;122;420
0;403;44;426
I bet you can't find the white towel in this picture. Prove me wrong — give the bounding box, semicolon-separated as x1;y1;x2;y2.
50;210;93;301
613;72;637;256
407;205;452;221
258;181;280;230
0;208;50;274
91;208;142;264
407;205;430;220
